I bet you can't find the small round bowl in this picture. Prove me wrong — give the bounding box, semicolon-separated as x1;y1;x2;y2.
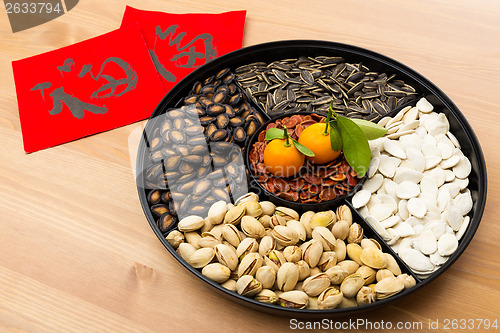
245;111;367;212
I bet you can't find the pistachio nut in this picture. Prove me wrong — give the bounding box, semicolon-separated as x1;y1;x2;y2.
222;241;238;254
340;273;365;298
318;287;343;309
240;201;263;218
307;297;320;310
198;231;222;248
184;231;202;249
294;281;304;292
215;244;239;271
296;260;311;281
264;249;286;272
200;219;215;234
356;286;377;304
310;210;336;229
255;266;276;289
374;276;404;299
270;214;287;228
312;227;336;251
236;275;262;296
234;192;259;205
397;273;417;289
301;239;323;268
360;247;387;269
302;273;331;297
376;269;395;282
331;220;350;240
287;220;307;241
275;206;300;221
317;251;337;271
221;224;242;247
347;223;364;244
258;235;276;256
283;246;302;263
236;237;259;260
165;230;184;248
178;215;205;232
299;211;315;239
241;216;266;238
177;242;197;262
334;239;347;262
210;224;224;239
356;265;377;285
384;253;402;276
189;247;216;269
259;215;272;228
223;205;246;225
202;263;231;283
221;278;237;292
272;225;299;246
254;289;278;304
279;290;309;309
346;243;363;265
207;200;228;225
260;201;276;216
337;260;360;275
336;205;352;226
237;252;263;277
360;238;381;250
338;296;358;309
325;265;349;285
309;267;322;277
277;262;299;291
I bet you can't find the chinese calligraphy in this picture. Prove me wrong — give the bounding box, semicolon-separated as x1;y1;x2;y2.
31;57;137;119
151;24;217;82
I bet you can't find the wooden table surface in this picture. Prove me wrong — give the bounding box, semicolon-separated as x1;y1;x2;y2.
1;0;499;332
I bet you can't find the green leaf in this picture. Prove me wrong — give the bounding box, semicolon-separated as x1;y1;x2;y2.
265;127;285;141
350;118;388;140
336;116;371;177
329;120;343;151
292;139;315;157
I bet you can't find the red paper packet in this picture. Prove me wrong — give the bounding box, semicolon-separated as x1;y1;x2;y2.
120;6;246;90
12;25;166;153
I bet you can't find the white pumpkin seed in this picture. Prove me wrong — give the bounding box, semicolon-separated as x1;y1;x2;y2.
392;222;415;237
407;197;427;218
352;190;371;209
402;107;418;124
453;156;472;179
363;173;384;193
384;140;406;159
418;230;437;255
416;98;433;113
380;215;401;229
396;181;420;199
398;200;410;220
446;131;461;148
399;248;435;272
445;206;463;231
455;216;470;241
437;234;458;256
394;167;423;184
453;192;473;216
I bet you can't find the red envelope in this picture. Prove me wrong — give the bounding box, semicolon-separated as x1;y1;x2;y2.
120;6;246;90
12;25;165;153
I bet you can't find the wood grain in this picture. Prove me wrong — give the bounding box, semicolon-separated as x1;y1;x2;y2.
1;0;499;332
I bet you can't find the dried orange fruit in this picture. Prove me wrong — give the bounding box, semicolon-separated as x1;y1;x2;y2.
298;123;341;164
